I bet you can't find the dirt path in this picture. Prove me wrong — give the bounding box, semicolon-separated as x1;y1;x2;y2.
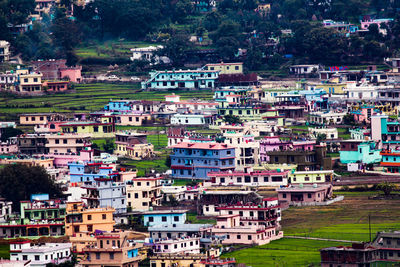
284;235;360;243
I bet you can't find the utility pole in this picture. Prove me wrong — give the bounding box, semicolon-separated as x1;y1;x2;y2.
369;213;372;243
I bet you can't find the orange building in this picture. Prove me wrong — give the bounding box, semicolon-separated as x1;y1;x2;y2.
65;201;115;253
81;230;146;267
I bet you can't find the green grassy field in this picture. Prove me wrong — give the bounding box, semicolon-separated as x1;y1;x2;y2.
187;212;216;225
281;191;400;241
222;238;350;267
0;244;9;259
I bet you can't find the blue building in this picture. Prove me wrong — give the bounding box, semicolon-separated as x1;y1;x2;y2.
142;210;187;227
141;70;219;90
339;140;381;164
68;161;113;183
297;89;328;110
170;142;235;179
104;100;133;112
82;178;127;214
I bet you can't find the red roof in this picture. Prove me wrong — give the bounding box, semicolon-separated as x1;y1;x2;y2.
218;73;258;83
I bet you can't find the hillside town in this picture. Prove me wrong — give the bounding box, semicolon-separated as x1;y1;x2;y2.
2;0;400;267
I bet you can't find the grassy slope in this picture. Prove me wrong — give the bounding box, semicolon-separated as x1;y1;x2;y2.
222;238;350;267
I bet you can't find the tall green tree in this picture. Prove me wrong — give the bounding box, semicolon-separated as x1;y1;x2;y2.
0;165;63;211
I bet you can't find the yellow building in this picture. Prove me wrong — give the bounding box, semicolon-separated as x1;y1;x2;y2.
60;117;115;138
203;62;243;75
126;177;162;211
310;81;347;95
3;157;54;168
65;201;115;252
16;69;43;93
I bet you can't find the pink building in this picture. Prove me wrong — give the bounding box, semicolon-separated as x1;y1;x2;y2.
212;214;282;246
259;136;315;162
0;140;18;154
276;184;333;205
351;105;379;124
216;197;281;229
60;66;82;83
34;121;65;133
43;80;69;92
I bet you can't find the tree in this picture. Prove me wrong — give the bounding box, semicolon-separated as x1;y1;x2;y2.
377;182;397;196
223;115;241;124
0;165;63;211
316;133;327;144
203;12;221;31
0;127;23;142
160;33;193;67
103;138;115;154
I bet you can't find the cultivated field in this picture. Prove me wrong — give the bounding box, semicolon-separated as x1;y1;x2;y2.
0;83;214;120
224;191;400;266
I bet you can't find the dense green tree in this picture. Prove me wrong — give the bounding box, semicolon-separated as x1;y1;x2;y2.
0;127;23;142
0;165;63;211
203;12;221;32
160;33;193;67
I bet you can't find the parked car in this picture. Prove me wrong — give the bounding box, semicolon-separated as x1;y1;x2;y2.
130;76;141;81
107;75;120;81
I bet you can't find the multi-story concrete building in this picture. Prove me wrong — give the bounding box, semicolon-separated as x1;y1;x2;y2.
68;161;115;183
45;133;91;154
65;201;115;252
154;236;201;254
339;140;381;164
126;176;162;211
170;142;235;179
114;131;154;159
10;241;72;266
149;223;213;242
82;177;127;214
15;69;43;93
60;116;115;138
141;70;219;90
171;114;214;126
222;129;259;172
289;170;334;184
81;230;144;267
17;134;48;155
217;197;281;230
205;170;289;187
372;114;400;149
0;196;66;238
212;214;282;246
142;210;187;227
265;144;331;171
276;184;333;205
309;111;346;125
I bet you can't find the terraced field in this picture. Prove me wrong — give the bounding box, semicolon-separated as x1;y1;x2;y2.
0;83;214;120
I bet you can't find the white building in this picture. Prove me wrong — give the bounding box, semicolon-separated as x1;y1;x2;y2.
0;40;10;62
289;64;321;75
10;241;72;267
130;45;170;65
309;127;338;139
309;111;347;125
170;114;213;126
154;237;201;254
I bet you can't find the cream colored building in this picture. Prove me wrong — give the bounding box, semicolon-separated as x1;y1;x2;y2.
16;69;43;93
203;62;243;75
45;133;91;154
126;177;162;211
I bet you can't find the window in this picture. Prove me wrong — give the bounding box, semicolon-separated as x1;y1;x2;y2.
162;216;167;222
87;224;93;232
149;217;154;222
23;255;28;260
248;235;252;240
96;252;100;259
308;193;312;198
109;252;114;260
35;255;40;261
102;214;107;220
174;216;179;222
282;193;286;198
87;215;92;220
237;235;241;239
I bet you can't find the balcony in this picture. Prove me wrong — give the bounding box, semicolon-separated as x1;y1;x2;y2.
240;216;278;222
